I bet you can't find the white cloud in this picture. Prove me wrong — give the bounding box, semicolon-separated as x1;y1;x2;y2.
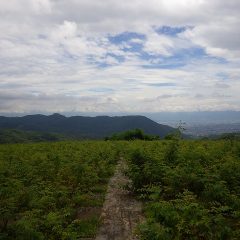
182;19;240;60
51;21;78;40
0;0;240;113
144;32;174;56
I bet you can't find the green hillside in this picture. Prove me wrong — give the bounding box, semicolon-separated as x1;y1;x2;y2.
0;114;176;139
0;129;68;144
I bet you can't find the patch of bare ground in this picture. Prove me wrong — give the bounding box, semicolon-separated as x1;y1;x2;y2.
95;158;144;240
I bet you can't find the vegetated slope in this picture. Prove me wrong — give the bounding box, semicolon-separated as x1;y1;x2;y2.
0;114;176;139
0;129;68;144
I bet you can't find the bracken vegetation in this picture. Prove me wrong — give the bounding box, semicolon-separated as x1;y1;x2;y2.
124;140;240;239
0;141;118;239
1;138;240;239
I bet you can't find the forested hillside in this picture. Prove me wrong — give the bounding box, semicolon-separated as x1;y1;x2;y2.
0;129;68;144
0;114;176;139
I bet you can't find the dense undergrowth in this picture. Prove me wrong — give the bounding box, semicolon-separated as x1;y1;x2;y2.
124;140;240;239
1;139;240;239
0;141;118;239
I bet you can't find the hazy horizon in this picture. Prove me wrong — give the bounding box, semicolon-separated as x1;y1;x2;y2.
1;110;240;126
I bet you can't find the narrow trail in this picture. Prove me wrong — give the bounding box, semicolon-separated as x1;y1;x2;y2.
95;158;144;240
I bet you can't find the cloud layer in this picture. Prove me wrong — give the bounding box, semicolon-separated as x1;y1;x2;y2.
0;0;240;113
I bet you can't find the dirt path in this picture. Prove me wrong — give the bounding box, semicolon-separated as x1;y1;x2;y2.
95;158;144;240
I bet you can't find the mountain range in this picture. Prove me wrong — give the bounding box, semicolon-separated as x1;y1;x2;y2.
0;114;176;140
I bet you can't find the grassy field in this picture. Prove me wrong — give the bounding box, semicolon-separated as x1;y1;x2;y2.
1;139;240;239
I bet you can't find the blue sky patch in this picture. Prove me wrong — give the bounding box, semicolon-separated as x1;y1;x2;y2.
93;30;228;71
139;47;205;69
140;46;227;70
121;41;143;53
107;53;125;62
108;32;145;44
155;26;187;36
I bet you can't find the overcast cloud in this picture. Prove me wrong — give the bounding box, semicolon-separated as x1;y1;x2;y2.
0;0;240;113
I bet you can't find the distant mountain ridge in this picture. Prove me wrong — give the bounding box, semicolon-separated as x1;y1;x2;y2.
0;114;176;139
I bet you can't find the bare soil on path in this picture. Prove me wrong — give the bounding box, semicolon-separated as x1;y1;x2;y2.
95;158;144;240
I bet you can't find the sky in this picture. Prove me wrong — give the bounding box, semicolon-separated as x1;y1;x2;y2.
0;0;240;114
